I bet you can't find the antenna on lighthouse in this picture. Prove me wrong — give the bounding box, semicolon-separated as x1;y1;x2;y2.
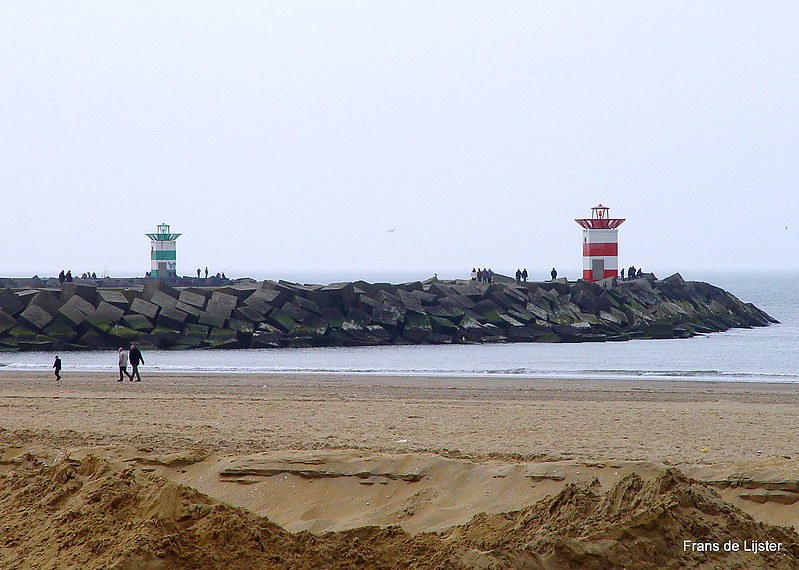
575;205;625;282
145;223;182;279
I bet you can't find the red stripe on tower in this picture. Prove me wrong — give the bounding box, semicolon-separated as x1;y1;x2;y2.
575;204;626;283
582;242;618;257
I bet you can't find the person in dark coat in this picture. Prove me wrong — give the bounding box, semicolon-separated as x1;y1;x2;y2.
515;269;522;282
58;270;65;284
521;268;528;282
628;266;636;280
129;344;145;382
551;268;557;280
53;355;61;381
637;268;644;279
620;268;625;280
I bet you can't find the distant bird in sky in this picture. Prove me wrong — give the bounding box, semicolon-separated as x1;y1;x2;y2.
386;228;397;233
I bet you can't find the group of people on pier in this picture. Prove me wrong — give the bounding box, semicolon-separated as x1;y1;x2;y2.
471;268;494;282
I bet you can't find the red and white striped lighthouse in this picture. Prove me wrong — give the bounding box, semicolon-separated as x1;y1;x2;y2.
575;204;625;282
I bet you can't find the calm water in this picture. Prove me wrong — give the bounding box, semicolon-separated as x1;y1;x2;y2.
1;272;796;383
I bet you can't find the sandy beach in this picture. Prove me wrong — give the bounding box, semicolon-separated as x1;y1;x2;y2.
2;370;799;568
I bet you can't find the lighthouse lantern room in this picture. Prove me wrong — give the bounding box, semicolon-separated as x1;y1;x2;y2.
146;223;182;279
575;204;625;282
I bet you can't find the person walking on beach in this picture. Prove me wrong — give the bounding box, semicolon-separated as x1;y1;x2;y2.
118;347;132;382
53;355;61;381
129;344;144;382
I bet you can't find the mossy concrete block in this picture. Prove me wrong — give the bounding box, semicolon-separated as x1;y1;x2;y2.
265;310;296;333
226;318;254;334
321;308;345;328
0;309;18;335
122;314;153;331
233;306;265;323
107;325;140;342
198;311;226;329
205;299;234;318
43;319;79;341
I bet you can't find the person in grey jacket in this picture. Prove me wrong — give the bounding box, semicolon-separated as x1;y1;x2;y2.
118;347;131;382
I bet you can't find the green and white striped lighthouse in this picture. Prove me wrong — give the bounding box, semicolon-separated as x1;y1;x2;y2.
146;223;181;278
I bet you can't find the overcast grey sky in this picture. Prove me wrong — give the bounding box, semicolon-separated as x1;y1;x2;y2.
2;2;797;281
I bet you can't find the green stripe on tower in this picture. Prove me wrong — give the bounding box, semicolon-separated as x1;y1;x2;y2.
151;250;177;261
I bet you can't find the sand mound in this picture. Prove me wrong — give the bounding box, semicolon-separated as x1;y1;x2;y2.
1;455;798;569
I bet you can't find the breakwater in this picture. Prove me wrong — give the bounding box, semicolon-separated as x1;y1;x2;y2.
0;274;777;351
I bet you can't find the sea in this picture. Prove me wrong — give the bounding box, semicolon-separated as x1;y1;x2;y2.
0;271;796;383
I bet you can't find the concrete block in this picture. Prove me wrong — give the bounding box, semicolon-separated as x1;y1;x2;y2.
18;305;54;331
29;291;63;315
198;311;226;329
247;287;284;306
150;290;179;310
321;307;345;328
142;281;179;302
210;291;238;312
0;309;18;335
122;314;153;331
57;296;93;326
281;302;309;322
60;282;97;305
0;289;25;317
94;290;128;310
156;306;189;329
175;301;202;319
130;298;159;320
233;306;265;323
264;309;296;333
226;318;254;334
295;296;322;315
178;289;207;309
87;302;125;327
320;282;356;308
205;299;234;318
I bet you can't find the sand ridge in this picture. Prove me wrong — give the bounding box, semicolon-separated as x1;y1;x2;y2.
2;371;799;567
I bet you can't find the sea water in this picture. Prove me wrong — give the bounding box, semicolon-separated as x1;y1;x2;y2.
1;272;796;383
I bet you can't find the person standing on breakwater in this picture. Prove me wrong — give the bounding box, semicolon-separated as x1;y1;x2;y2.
53;355;61;381
117;347;132;382
620;268;625;280
197;268;201;278
551;268;557;280
129;344;144;382
471;268;477;281
522;268;528;282
515;269;522;282
204;267;209;278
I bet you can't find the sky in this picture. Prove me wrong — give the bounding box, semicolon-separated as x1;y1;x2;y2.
2;2;798;282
